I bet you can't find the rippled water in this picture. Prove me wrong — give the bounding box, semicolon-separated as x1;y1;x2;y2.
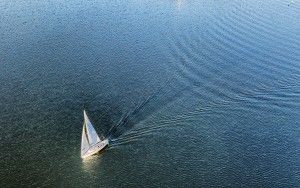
0;0;299;187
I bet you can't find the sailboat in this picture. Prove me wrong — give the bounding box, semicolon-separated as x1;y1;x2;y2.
81;110;109;159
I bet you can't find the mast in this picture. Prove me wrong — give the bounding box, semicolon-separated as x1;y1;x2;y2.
81;116;90;156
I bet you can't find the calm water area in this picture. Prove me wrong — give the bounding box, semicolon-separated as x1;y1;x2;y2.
0;0;299;187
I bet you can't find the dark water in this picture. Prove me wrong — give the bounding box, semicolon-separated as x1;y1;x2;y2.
0;0;299;187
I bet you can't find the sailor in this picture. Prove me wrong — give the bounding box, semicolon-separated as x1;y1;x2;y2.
100;135;105;141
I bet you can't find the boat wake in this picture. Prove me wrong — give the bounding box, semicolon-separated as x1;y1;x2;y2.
105;94;153;139
106;79;188;148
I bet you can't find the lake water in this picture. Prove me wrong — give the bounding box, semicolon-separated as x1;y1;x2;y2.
0;0;299;187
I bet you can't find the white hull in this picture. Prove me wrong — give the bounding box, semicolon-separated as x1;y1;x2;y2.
81;139;109;159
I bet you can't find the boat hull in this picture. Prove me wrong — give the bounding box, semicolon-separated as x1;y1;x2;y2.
81;139;109;159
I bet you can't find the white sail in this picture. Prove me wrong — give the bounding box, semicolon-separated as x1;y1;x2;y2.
81;110;109;159
83;110;101;146
81;123;90;156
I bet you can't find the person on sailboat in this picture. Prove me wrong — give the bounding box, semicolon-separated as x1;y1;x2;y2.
100;135;105;141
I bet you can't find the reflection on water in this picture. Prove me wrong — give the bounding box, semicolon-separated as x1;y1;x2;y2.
81;156;102;174
175;0;186;10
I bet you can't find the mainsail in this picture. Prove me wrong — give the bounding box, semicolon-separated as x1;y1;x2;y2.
81;110;101;156
81;123;90;156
